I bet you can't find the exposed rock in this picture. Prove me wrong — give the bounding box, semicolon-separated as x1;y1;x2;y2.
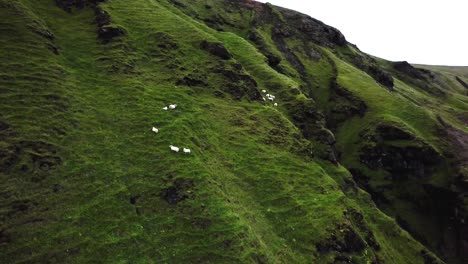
265;53;281;67
290;98;325;139
213;67;261;101
297;17;346;46
176;74;207;87
392;62;447;96
200;40;232;60
288;97;337;162
129;195;140;205
247;30;282;69
94;6;111;28
359;125;441;179
420;249;444;264
375;125;415;141
275;7;346;47
360;144;440;180
97;25;126;43
344;209;381;250
316;224;366;253
247;30;263;44
272;25;292;38
55;0;105;12
202;14;235;31
368;65;394;89
28;21;60;55
349;168;390;206
167;0;186;8
327;81;368;130
160;178;194;205
31;26;55;42
456;76;468;89
393;61;427;80
271;35;305;77
92;5;127;43
343;51;394;89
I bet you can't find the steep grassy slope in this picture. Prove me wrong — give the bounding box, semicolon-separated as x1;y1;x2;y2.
0;0;466;263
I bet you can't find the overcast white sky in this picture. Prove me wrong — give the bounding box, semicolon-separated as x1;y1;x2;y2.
256;0;468;66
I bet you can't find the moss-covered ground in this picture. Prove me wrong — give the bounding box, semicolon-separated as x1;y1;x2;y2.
1;0;466;263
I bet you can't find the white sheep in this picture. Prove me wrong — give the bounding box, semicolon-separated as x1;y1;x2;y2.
183;148;191;154
262;97;266;101
162;107;168;110
169;145;180;152
274;103;278;107
268;97;274;101
169;104;177;110
266;94;270;97
261;89;266;93
152;127;159;133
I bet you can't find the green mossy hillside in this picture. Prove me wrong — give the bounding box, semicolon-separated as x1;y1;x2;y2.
1;0;466;263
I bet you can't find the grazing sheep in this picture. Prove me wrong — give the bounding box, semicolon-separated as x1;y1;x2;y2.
169;104;177;110
152;127;159;133
261;89;266;93
262;97;266;101
183;148;191;154
274;103;278;107
266;94;270;97
163;107;168;110
268;97;274;101
169;145;180;152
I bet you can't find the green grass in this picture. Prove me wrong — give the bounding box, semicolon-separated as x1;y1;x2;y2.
1;0;463;263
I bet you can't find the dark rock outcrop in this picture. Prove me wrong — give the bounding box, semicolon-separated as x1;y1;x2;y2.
55;0;105;12
393;61;427;80
94;5;111;27
289;98;337;162
97;25;126;43
456;76;468;89
202;14;235;31
368;65;394;88
344;209;381;251
327;81;368;130
296;16;346;47
289;98;325;140
275;7;346;48
212;66;261;101
391;62;446;96
420;249;444;264
360;142;440;180
341;51;394;89
316;224;366;254
176;74;207;87
200;40;232;60
93;6;126;43
247;30;283;71
160;178;194;205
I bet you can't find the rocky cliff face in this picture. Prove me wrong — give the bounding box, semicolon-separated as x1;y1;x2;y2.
0;0;466;263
